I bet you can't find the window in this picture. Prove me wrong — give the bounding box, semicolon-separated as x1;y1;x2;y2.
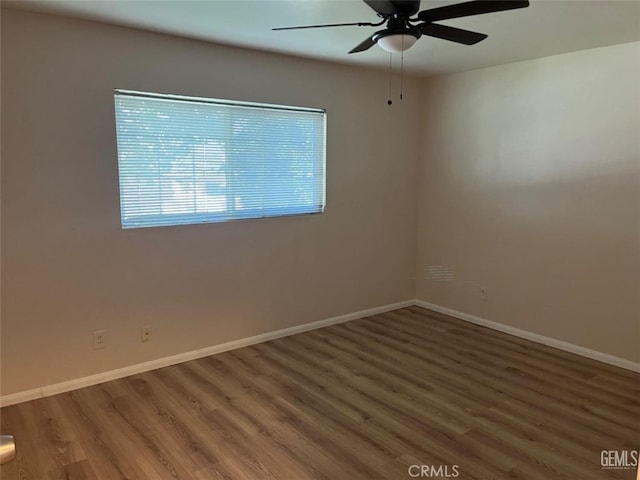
114;90;326;229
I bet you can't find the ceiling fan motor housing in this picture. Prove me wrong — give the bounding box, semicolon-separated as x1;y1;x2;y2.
371;0;421;17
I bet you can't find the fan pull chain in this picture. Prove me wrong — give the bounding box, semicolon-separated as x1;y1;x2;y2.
387;52;393;105
400;36;404;101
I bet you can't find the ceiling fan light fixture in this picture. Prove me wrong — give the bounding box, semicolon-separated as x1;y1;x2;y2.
376;33;418;53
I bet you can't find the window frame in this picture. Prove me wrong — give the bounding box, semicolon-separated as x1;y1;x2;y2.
114;89;327;229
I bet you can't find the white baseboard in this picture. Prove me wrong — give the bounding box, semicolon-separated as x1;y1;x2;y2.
0;388;44;408
0;299;414;407
414;300;640;373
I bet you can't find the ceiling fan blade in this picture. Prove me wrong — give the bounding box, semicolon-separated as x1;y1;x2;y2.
273;22;376;31
420;23;487;45
418;0;529;22
349;35;377;54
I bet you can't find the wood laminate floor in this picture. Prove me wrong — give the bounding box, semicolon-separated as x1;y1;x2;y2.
1;307;638;479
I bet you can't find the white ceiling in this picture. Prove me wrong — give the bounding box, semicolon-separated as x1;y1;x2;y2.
5;0;640;76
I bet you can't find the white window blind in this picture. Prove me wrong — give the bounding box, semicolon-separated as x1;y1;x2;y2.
114;89;326;229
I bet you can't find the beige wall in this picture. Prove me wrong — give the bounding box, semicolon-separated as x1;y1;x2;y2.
416;42;640;363
0;9;421;395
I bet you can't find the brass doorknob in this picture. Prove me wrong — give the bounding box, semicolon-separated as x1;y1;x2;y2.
0;435;16;465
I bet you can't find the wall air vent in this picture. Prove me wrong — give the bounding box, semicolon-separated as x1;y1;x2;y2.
424;265;455;281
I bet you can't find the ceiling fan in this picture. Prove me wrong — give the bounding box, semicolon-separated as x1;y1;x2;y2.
273;0;530;54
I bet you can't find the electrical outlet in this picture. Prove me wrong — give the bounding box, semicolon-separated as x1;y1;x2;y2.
479;286;488;302
141;326;152;342
93;330;106;350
